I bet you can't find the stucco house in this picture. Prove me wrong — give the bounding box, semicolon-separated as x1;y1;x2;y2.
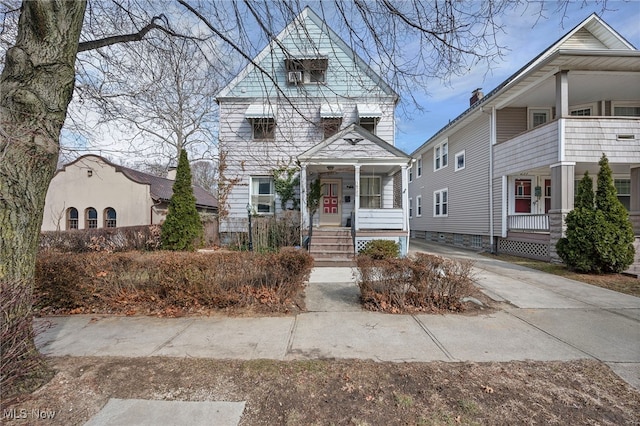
216;7;412;259
42;155;218;231
408;14;640;262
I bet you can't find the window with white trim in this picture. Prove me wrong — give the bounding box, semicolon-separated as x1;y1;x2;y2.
570;106;593;116
409;165;413;182
434;189;448;217
417;158;422;177
613;102;640;117
455;150;465;171
250;176;275;214
252;118;275;140
615;179;631;210
359;117;378;134
528;108;551;129
360;176;381;208
285;57;328;84
416;195;422;217
434;140;448;171
409;197;413;218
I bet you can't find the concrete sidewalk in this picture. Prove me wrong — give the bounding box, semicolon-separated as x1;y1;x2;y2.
35;240;640;425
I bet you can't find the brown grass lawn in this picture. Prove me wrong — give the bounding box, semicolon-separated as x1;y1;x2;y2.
485;253;640;298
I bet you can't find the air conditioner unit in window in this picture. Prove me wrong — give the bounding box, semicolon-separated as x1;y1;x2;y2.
287;71;302;84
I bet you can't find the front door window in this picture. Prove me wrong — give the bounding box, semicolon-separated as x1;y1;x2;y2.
514;179;532;213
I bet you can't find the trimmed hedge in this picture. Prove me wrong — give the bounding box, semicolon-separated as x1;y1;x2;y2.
35;248;313;315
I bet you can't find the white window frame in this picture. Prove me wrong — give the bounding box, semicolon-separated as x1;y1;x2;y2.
409;197;413;218
614;178;631;210
250;176;275;215
612;102;640;117
417;158;422;177
360;176;381;208
409;164;413;182
569;103;597;116
434;139;448;171
416;195;422;217
433;188;448;217
359;117;378;134
455;150;465;171
528;108;551;129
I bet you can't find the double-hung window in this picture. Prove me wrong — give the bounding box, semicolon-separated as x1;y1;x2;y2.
434;140;448;171
615;179;631;210
416;195;422;217
434;189;448;217
250;177;275;214
417;158;422;177
409;198;413;218
528;108;551;129
360;176;381;208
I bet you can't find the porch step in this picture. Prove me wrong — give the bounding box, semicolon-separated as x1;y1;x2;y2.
308;228;355;265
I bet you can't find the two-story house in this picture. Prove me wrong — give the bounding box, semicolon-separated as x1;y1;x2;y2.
409;14;640;262
217;7;412;259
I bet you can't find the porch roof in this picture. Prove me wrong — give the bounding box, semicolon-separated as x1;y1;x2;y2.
298;123;410;164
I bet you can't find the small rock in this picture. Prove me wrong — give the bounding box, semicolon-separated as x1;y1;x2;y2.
461;296;484;307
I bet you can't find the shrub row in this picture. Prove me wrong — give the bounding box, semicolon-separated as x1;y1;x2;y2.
39;225;162;253
357;253;475;313
35;248;313;315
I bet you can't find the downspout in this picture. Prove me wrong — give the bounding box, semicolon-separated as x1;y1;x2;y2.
489;106;497;253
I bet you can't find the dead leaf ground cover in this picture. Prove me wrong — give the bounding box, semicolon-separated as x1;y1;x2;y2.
3;357;639;425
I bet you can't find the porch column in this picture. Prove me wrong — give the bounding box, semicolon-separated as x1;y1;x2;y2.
630;166;640;235
354;165;360;231
555;71;569;119
300;164;308;230
401;164;409;232
548;161;575;262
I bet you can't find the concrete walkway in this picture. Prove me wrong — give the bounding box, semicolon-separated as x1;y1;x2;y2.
35;240;640;425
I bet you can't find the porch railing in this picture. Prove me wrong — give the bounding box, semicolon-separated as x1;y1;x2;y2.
508;214;549;232
357;208;404;230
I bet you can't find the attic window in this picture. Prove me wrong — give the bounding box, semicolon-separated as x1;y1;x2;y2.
285;57;328;84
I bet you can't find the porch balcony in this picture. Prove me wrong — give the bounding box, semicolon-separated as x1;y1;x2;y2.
495;117;640;176
508;214;549;232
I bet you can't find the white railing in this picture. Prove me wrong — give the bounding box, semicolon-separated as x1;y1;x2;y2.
357;208;404;230
508;214;549;231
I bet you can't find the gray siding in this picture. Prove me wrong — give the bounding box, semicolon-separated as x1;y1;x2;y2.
493;121;559;177
564;118;640;163
409;115;491;235
496;108;527;144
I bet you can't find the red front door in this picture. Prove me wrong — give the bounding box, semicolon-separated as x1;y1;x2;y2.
320;179;341;226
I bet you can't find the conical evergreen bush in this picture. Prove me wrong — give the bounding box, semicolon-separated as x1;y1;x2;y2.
161;149;203;251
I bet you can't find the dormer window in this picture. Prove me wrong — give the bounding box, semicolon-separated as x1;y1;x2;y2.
285;57;328;84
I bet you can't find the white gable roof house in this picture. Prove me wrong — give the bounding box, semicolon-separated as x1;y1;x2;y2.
217;7;412;261
408;14;640;265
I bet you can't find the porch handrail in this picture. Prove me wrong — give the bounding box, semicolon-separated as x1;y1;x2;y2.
508;214;549;232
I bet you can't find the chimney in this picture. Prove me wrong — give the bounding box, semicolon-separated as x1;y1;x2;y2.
167;167;177;180
470;88;484;106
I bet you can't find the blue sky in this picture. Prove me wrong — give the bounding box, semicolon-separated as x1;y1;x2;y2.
393;1;640;154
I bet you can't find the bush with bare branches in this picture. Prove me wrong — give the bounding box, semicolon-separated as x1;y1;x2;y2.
357;253;475;313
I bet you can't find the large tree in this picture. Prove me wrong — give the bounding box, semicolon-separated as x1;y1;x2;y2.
0;0;608;392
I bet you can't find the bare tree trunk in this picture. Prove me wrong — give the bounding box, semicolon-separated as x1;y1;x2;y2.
0;0;86;393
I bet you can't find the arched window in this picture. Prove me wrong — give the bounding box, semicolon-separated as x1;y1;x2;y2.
66;207;78;230
104;207;117;228
85;207;98;229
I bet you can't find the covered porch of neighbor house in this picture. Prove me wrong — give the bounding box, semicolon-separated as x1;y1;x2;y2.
298;124;412;259
495;135;640;262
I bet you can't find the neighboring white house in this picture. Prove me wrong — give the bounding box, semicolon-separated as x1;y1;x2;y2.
409;14;640;261
216;7;412;256
42;155;218;231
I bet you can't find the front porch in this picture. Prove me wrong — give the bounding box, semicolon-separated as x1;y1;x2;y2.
298;124;412;259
